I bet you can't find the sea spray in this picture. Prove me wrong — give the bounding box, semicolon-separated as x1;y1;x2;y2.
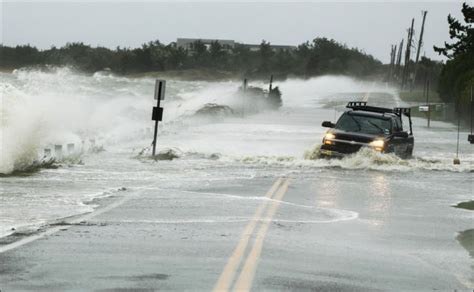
1;80;46;173
0;67;154;174
277;76;399;108
1;69;469;175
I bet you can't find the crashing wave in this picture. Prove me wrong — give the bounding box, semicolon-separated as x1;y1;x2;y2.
193;103;235;117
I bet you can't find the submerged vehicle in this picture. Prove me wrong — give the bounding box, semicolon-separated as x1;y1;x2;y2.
238;76;283;111
320;101;414;159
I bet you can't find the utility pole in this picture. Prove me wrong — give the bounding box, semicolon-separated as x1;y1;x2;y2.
395;39;405;79
392;45;397;65
412;11;428;89
395;39;404;80
389;44;397;82
242;79;247;118
402;18;415;89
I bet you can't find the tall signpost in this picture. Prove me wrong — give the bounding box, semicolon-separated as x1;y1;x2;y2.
469;85;474;144
454;117;461;165
426;79;430;128
152;80;165;156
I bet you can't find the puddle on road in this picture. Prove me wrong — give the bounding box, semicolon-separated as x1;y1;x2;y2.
457;229;474;259
457;229;474;287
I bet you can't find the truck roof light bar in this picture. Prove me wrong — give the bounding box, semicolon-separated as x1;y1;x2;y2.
346;101;367;108
346;101;393;114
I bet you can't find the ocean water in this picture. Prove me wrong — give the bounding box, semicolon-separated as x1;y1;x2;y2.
1;67;472;238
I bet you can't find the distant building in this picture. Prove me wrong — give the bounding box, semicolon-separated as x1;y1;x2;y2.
240;43;297;52
176;38;297;52
176;38;235;50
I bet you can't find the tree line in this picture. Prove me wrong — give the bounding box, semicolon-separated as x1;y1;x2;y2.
0;38;383;78
434;2;474;122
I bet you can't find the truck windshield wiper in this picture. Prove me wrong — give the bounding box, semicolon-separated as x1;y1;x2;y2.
347;114;361;132
367;120;384;133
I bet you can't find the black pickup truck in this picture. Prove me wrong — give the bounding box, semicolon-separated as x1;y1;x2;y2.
319;102;414;159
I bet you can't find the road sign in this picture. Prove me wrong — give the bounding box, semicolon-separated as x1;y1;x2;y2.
152;106;163;121
419;105;429;112
154;80;166;100
152;80;166;156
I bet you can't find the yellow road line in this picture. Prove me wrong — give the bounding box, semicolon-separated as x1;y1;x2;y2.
213;177;284;292
363;90;371;102
232;179;290;292
363;81;376;102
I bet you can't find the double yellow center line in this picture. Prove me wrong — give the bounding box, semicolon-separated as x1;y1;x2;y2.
362;81;376;102
213;177;290;292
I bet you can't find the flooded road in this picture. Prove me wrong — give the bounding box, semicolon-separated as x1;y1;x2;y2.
0;68;473;290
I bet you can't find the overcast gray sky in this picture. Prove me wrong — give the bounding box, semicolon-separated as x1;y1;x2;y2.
1;1;468;63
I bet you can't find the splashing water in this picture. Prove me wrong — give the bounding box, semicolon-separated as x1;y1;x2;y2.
1;67;472;174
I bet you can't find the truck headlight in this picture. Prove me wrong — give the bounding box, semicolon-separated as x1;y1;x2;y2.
369;139;384;151
324;132;335;140
324;132;335;145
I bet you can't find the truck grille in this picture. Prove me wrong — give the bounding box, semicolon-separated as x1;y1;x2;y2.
323;141;363;154
333;142;362;154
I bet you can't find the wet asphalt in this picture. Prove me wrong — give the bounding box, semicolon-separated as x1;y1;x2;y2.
0;169;472;291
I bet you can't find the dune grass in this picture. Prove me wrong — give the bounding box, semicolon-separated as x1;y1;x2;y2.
453;200;474;211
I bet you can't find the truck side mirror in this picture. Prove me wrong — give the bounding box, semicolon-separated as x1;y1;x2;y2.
322;121;335;128
395;131;409;138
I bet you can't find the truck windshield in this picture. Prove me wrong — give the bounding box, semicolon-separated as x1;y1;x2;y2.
336;113;392;135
